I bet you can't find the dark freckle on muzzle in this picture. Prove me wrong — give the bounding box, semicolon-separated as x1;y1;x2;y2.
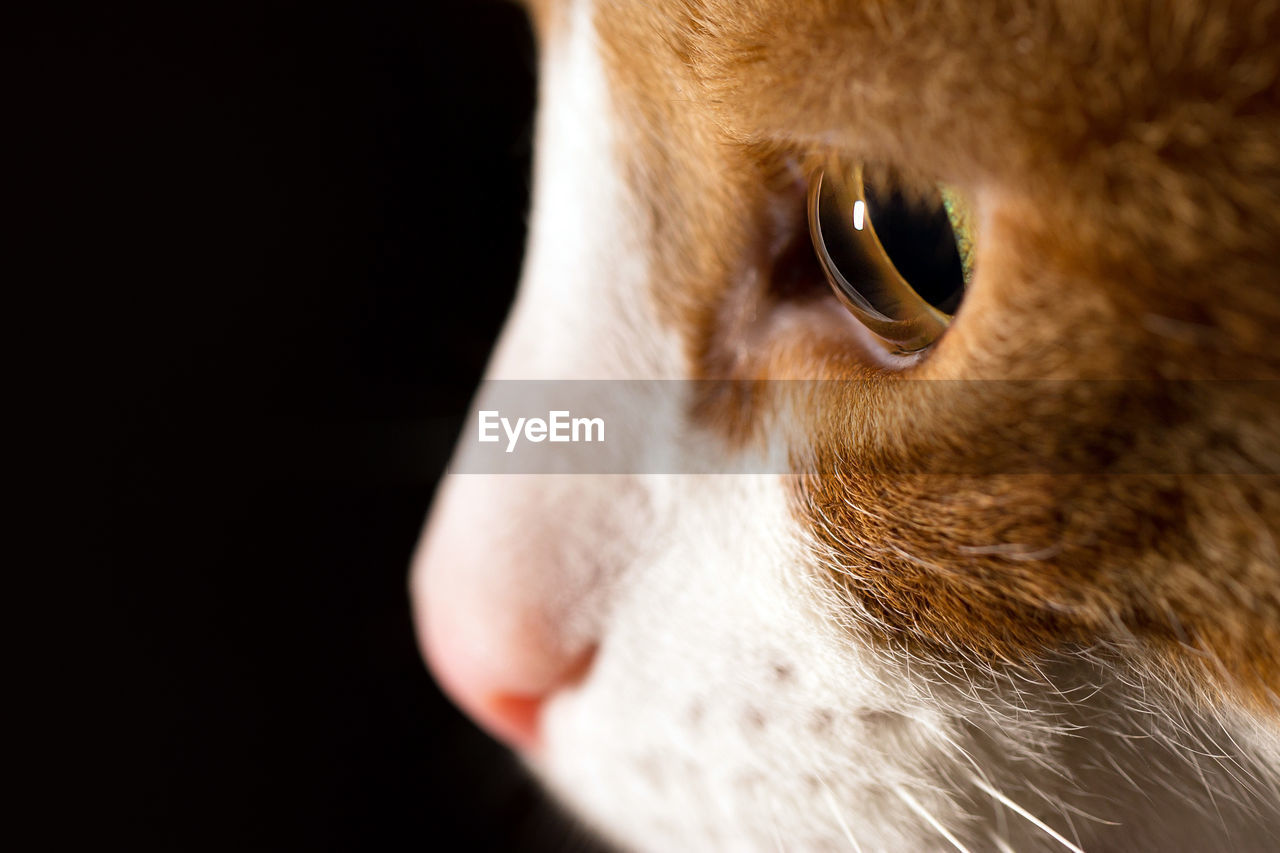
635;755;664;785
810;708;835;734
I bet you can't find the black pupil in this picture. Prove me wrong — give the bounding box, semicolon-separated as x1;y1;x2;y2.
862;179;965;315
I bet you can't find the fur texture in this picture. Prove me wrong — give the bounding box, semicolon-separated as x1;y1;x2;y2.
414;0;1280;848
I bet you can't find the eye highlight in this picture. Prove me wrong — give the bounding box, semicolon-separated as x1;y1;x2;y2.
807;162;973;353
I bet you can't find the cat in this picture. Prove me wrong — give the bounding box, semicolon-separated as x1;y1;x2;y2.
412;0;1280;849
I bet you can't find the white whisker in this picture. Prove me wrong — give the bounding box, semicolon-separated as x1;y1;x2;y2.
969;775;1086;853
989;831;1018;853
821;785;864;853
893;786;972;853
768;800;787;853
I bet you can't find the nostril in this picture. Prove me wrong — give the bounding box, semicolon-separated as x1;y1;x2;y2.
419;581;598;754
436;647;597;754
475;692;548;754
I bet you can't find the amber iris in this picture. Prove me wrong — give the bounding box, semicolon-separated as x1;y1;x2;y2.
808;163;972;353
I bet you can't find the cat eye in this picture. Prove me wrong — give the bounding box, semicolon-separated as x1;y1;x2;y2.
807;162;975;353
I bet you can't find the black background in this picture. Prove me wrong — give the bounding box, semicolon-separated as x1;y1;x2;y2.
23;0;584;848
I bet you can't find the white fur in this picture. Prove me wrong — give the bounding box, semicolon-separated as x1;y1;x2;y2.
482;0;679;383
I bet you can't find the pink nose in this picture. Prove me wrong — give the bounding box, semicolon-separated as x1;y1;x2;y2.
420;587;594;753
412;479;596;754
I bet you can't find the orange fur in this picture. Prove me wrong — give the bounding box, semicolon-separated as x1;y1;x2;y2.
587;0;1280;702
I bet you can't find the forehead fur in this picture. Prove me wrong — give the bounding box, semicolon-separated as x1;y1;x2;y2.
674;0;1280;256
589;0;1280;371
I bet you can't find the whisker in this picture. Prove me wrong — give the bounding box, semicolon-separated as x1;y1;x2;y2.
777;736;863;852
820;784;864;853
893;785;972;853
989;830;1018;853
969;774;1086;853
768;796;788;853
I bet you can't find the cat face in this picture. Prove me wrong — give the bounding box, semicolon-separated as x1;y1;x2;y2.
412;0;1280;849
